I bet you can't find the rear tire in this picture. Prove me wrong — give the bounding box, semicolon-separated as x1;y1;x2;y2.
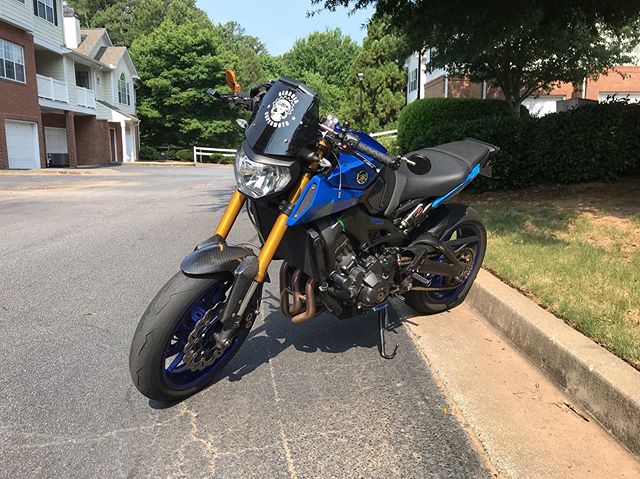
404;220;486;315
129;271;256;402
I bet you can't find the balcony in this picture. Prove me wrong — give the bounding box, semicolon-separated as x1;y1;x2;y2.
37;74;68;103
76;86;96;109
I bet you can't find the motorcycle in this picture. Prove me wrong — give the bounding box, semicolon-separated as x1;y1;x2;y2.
129;70;498;402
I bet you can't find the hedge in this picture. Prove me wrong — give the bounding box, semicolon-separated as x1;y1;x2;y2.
397;98;524;152
397;99;640;190
174;149;194;161
205;153;234;164
139;145;159;161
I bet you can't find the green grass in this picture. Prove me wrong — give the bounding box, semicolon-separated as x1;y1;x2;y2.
470;183;640;370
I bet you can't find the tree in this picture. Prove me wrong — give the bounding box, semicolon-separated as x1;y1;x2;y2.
342;20;406;132
213;22;281;88
316;0;640;117
282;28;361;117
130;20;242;147
67;0;211;46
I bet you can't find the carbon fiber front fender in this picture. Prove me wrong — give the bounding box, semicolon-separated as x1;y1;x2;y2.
180;240;255;277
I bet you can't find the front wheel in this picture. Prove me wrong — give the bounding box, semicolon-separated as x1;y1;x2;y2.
129;271;260;402
404;219;486;315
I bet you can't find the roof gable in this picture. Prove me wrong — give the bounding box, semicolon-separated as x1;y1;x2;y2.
76;28;113;58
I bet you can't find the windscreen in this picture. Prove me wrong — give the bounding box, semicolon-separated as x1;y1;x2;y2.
245;77;320;157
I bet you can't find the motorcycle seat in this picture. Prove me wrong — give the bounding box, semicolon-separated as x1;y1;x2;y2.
397;138;498;201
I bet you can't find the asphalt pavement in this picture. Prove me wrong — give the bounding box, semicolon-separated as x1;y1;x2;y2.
0;166;491;478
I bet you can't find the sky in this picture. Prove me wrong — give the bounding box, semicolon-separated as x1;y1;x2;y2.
197;0;374;55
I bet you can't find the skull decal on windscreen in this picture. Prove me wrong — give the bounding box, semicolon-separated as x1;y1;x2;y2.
265;90;300;128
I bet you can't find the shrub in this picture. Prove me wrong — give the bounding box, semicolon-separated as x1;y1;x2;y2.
205;153;227;164
397;100;640;191
397;98;518;152
139;145;159;161
174;149;194;161
163;149;180;160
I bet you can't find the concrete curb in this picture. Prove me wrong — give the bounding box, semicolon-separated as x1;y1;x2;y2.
467;269;640;456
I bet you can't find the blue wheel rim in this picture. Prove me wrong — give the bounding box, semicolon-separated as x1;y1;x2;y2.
424;223;483;303
161;275;244;390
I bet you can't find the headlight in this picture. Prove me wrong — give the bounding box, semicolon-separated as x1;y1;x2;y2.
234;148;291;198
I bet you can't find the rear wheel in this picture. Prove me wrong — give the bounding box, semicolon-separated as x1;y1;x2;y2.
404;220;486;315
129;271;260;402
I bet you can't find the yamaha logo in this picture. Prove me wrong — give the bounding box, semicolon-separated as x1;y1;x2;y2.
265;90;299;128
356;170;368;185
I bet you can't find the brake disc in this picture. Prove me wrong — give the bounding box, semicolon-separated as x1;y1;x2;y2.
183;305;225;372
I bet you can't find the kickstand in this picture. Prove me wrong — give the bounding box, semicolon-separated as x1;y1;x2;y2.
376;304;398;359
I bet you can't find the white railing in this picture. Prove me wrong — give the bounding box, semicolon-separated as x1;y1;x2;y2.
193;146;236;164
36;74;68;103
369;129;398;139
76;86;96;109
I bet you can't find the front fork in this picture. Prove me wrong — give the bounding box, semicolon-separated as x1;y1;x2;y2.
214;171;315;282
211;159;319;347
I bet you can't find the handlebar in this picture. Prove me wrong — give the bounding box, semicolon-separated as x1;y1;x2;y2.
349;136;400;169
327;129;410;170
205;88;254;110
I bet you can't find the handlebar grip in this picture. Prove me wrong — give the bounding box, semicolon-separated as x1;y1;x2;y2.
355;140;399;169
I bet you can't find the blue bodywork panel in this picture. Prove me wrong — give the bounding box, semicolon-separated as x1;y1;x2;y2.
326;133;385;190
287;131;482;226
432;164;481;207
287;132;386;226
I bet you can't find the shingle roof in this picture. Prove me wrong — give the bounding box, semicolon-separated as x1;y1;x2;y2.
75;28;108;57
95;46;126;67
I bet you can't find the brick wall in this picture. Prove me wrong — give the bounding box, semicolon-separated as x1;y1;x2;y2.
549;66;640;100
0;21;45;169
74;115;111;165
42;113;66;128
424;76;446;98
447;77;483;99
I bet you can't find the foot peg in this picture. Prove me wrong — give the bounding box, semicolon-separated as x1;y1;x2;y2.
375;303;398;359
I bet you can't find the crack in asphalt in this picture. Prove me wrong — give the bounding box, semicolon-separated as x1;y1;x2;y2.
178;402;218;477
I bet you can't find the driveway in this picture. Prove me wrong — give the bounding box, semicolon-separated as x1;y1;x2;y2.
0;166;490;478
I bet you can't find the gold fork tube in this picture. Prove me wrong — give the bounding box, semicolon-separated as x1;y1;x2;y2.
214;190;246;239
255;171;315;282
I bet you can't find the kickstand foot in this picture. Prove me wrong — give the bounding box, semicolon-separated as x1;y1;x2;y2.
376;305;398;359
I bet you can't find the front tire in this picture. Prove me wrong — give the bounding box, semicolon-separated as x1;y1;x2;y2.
129;271;258;402
404;219;486;315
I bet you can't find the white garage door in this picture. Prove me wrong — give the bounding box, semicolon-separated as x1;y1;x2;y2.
44;127;68;154
5;120;40;169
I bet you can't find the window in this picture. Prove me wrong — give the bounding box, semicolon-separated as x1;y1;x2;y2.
409;68;418;92
34;0;56;24
118;73;130;105
0;39;26;83
75;70;90;88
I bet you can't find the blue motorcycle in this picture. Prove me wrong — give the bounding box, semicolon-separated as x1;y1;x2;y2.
129;71;498;401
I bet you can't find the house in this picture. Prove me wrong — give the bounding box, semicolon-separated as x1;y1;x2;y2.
0;3;139;169
404;45;640;116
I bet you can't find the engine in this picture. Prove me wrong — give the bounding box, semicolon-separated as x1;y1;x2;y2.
329;234;396;309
